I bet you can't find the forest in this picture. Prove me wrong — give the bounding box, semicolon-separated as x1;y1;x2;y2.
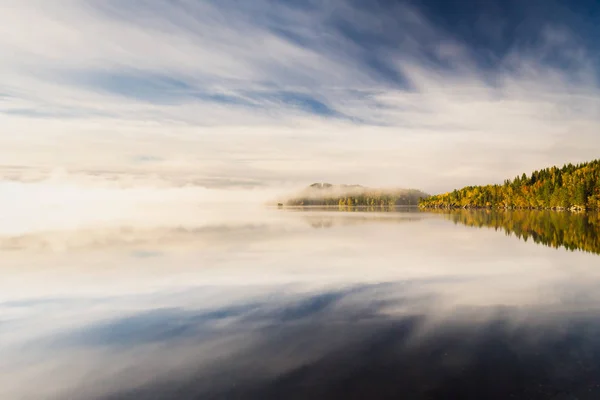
285;183;427;207
419;160;600;210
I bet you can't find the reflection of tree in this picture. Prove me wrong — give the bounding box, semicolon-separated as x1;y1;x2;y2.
337;205;399;212
308;218;335;229
301;209;424;229
433;209;600;255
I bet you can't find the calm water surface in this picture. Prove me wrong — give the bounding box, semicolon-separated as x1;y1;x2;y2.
2;207;600;399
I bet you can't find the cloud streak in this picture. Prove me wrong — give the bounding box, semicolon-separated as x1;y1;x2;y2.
1;0;599;193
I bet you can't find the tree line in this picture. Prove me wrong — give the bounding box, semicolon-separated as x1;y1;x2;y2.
286;189;426;207
419;160;600;210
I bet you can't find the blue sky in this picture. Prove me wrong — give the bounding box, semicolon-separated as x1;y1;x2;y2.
1;0;600;193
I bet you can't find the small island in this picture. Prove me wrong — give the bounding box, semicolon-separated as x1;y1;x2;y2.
281;183;429;207
419;160;600;211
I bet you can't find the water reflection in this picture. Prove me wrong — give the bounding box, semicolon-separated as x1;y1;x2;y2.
3;207;600;399
10;284;600;400
298;207;425;229
435;209;600;255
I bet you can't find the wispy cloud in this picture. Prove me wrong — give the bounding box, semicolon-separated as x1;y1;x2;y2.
1;0;599;193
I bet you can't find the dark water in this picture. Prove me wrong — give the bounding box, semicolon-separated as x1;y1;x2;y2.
2;208;600;399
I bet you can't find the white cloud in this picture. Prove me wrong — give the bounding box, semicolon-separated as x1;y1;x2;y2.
0;0;599;196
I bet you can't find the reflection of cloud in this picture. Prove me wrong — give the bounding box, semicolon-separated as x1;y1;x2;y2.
0;208;429;252
89;296;600;400
0;224;275;253
5;283;600;400
4;208;600;399
51;291;352;349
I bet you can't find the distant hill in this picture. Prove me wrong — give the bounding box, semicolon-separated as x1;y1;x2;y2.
419;160;600;210
284;183;429;207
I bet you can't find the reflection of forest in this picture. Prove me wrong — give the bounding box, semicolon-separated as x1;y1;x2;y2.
308;219;334;229
300;207;424;229
434;209;600;255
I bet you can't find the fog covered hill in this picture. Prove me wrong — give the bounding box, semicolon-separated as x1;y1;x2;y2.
283;183;429;206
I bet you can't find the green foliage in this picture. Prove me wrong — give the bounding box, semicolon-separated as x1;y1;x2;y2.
286;190;424;207
419;160;600;210
286;186;427;207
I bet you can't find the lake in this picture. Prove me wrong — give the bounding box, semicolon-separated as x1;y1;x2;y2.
2;207;600;399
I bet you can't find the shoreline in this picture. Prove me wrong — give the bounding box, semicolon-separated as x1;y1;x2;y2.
418;205;593;212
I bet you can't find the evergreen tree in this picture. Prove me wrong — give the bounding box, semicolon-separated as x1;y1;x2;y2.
420;160;600;210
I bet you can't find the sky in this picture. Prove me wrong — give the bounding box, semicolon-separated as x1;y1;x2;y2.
1;0;600;196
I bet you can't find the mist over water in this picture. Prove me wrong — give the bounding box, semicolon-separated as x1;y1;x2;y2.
0;178;280;236
2;195;600;399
